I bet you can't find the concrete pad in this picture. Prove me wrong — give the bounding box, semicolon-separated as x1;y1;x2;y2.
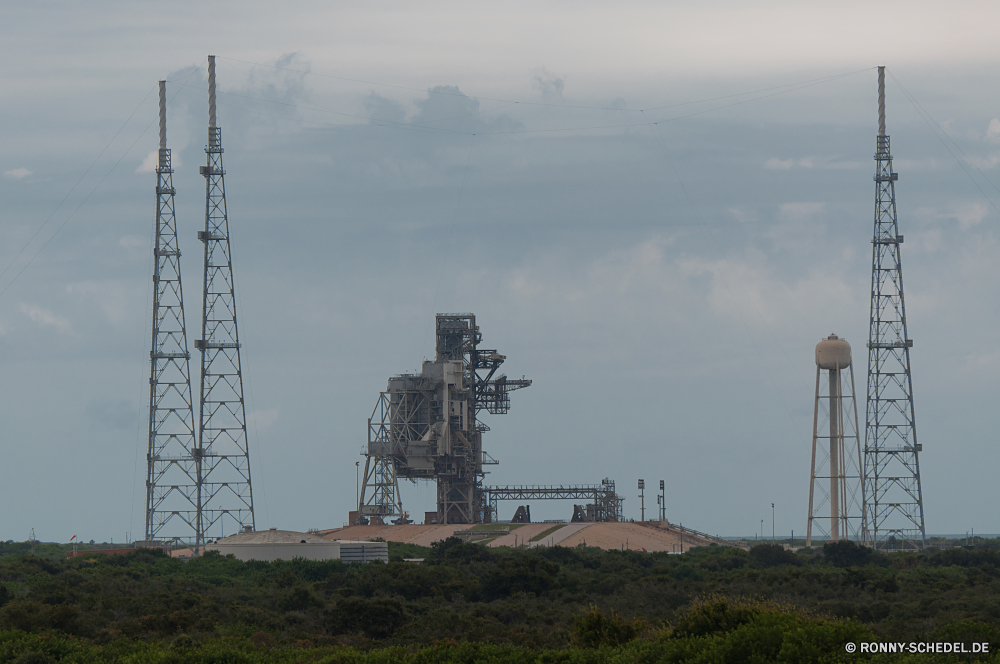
487;523;553;548
558;521;716;552
529;522;592;547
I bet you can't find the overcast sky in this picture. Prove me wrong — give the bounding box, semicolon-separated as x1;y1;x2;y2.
2;2;999;543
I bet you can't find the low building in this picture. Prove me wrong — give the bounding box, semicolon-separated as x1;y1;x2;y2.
205;528;387;563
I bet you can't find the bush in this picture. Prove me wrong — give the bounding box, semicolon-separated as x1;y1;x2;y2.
572;606;646;647
823;540;882;568
326;596;406;638
748;543;800;568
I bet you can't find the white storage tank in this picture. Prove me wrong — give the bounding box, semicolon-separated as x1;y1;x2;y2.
815;334;851;370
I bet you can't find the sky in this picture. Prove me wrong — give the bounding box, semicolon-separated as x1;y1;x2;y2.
1;1;999;543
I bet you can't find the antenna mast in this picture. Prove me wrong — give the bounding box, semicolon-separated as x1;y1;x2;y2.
195;55;255;547
863;66;926;550
145;80;198;544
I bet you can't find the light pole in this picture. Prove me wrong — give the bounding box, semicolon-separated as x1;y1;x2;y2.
771;503;775;542
659;480;665;521
638;479;645;522
760;519;763;540
355;461;360;512
220;506;224;540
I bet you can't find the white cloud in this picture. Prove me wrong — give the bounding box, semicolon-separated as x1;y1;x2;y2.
986;118;1000;144
965;153;1000;169
952;202;989;229
912;202;990;231
4;167;32;180
764;157;793;169
137;151;157;173
728;207;757;224
65;281;137;326
18;304;70;332
249;407;280;429
778;202;825;222
119;235;146;249
764;157;813;170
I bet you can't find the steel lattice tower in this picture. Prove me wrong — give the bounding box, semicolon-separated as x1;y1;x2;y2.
194;55;255;545
863;67;926;551
145;81;199;544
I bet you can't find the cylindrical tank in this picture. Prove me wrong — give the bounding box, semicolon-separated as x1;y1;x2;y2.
816;334;851;369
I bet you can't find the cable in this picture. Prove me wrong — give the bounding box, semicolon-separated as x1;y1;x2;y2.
171;81;472;135
130;191;158;543
0;65;205;300
173;66;872;140
219;55;874;115
230;261;272;531
642;66;875;111
220;58;519;127
888;69;1000;218
0;86;157;288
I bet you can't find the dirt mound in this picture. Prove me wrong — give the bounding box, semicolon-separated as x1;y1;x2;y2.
315;521;741;553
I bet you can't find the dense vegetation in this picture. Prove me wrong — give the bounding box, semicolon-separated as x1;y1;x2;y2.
0;538;999;662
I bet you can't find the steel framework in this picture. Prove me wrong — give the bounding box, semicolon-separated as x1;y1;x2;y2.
807;335;868;546
483;480;624;523
360;313;531;524
194;55;255;546
145;81;199;543
359;393;404;523
863;67;926;551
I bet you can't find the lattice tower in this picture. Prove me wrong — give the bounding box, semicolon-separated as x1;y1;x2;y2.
863;66;926;550
194;55;255;545
145;80;199;543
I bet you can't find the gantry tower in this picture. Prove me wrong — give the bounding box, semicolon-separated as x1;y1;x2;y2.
360;314;531;524
194;55;255;545
863;67;926;550
806;335;868;546
145;81;199;543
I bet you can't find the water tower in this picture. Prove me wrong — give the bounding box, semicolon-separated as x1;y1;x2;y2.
806;334;868;546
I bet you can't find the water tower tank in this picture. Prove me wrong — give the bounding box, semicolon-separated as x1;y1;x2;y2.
816;334;851;369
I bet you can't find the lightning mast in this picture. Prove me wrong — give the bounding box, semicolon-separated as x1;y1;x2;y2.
194;55;255;545
145;80;199;544
863;67;926;550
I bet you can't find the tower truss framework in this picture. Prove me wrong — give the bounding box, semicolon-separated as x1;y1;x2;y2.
145;80;199;543
807;335;868;546
195;55;255;545
360;313;531;525
863;67;926;551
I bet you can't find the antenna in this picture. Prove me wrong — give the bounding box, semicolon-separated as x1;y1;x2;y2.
863;67;926;551
145;80;199;544
195;55;255;548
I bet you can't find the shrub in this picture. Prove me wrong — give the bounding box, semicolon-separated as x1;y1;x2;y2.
326;596;406;638
572;606;646;647
823;540;882;568
749;543;800;568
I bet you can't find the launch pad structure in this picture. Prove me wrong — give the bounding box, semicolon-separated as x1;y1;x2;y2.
360;313;532;524
359;313;625;525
